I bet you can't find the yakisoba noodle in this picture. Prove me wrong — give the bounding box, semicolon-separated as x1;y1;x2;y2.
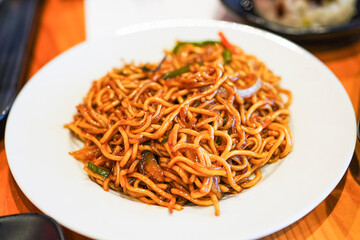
66;32;293;216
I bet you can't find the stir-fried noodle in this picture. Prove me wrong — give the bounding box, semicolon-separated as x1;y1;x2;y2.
65;32;293;216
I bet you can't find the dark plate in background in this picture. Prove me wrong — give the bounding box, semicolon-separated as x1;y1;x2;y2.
221;0;360;47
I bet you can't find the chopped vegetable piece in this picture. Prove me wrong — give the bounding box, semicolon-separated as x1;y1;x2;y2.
172;40;220;54
160;135;169;144
211;176;222;199
222;49;232;64
218;32;240;54
140;151;164;182
223;117;227;126
142;56;167;72
162;65;190;79
87;162;109;178
141;66;152;72
237;77;262;98
216;136;222;146
193;100;201;107
69;145;101;161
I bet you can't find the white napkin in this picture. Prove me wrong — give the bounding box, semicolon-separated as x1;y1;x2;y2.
85;0;243;40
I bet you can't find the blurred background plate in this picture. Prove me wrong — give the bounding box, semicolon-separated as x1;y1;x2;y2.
221;0;360;47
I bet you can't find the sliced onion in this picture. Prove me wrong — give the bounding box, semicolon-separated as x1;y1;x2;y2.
236;77;262;98
217;86;229;98
200;85;212;92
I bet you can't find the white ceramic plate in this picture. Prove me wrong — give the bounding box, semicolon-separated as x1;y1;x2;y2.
5;19;356;240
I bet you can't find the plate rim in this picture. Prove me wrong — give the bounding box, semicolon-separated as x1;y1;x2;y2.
5;19;357;240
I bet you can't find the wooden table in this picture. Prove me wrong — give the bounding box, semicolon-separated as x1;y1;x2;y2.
1;0;359;239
